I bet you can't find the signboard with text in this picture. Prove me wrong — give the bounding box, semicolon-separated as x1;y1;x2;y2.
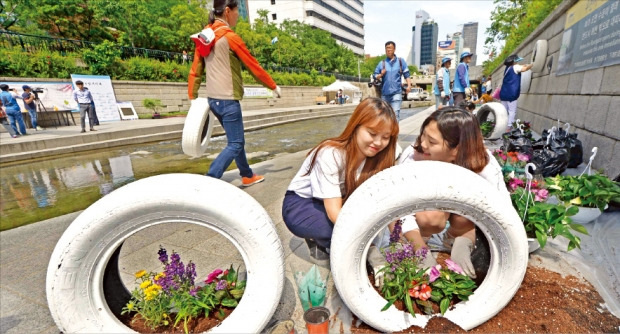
71;74;121;122
243;87;273;99
557;0;620;76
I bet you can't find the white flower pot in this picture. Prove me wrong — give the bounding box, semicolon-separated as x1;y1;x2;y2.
527;237;540;253
571;205;606;224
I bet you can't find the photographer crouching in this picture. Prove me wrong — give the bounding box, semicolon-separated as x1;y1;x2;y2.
22;85;45;131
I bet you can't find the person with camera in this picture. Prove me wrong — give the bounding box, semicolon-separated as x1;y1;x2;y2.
453;51;474;106
0;84;28;137
72;80;97;133
22;85;44;131
372;41;412;121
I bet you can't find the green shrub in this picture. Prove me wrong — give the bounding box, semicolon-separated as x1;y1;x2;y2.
0;46;84;78
142;98;163;114
82;40;122;76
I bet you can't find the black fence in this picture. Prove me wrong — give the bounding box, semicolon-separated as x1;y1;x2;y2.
1;30;368;81
1;31;187;63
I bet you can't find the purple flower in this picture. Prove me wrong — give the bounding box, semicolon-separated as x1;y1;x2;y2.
390;220;403;243
205;269;223;284
428;265;441;283
445;259;464;275
189;287;198;297
215;279;228;291
415;247;428;261
158;247;168;263
185;262;197;286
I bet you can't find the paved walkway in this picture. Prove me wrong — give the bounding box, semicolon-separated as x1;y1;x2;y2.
0;106;618;333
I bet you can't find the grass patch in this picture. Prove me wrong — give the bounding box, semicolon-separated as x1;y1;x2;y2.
138;111;188;119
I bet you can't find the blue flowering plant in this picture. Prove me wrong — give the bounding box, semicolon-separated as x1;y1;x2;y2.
121;247;246;333
377;221;477;316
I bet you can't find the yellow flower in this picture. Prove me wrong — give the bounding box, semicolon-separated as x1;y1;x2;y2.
140;280;152;289
154;272;165;281
163;313;168;318
145;293;154;301
135;270;147;279
151;284;162;291
570;197;582;205
126;302;134;311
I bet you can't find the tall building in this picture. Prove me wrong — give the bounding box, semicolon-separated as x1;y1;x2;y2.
411;9;430;67
462;22;478;65
420;20;438;68
238;0;249;21
452;32;464;61
247;0;365;56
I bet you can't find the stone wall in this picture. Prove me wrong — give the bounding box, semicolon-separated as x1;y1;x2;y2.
491;0;620;179
0;77;373;114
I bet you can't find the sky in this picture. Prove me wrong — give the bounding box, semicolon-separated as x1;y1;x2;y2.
364;1;497;64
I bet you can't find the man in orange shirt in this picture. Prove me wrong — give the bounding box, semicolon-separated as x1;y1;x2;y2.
188;0;281;187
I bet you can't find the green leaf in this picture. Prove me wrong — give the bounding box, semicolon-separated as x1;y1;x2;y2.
221;298;238;308
535;230;547;249
405;293;416;317
566;205;579;216
569;223;588;235
229;288;245;300
381;299;395;312
440;297;450;315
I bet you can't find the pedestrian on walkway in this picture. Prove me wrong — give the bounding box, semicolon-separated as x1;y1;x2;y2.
373;41;412;121
395;107;510;278
434;57;452;110
0;102;19;137
500;54;533;130
282;97;399;261
0;84;27;137
188;0;282;187
21;85;44;131
453;51;474;106
72;80;97;133
182;50;189;64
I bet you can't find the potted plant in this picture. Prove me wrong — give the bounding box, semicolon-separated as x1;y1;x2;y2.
493;149;530;177
510;187;588;251
479;120;495;138
545;174;620;224
121;247;246;333
377;222;477;316
143;98;163;119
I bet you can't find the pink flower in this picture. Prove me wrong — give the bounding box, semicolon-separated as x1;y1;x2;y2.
445;259;464;275
205;269;223;284
508;178;525;190
429;265;441;283
534;189;549;202
517;152;529;162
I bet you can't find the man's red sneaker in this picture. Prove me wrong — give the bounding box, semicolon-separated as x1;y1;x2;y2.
241;174;265;187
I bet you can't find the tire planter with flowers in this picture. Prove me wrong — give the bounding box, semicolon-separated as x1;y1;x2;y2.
475;102;508;140
46;174;285;333
331;161;528;332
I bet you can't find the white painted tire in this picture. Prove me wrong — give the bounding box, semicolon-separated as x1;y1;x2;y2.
530;40;548;73
46;174;284;333
520;70;532;94
331;162;527;332
476;102;508;139
182;98;215;157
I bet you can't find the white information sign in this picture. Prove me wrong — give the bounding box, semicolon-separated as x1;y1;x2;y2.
243;87;273;98
71;74;121;122
117;102;139;120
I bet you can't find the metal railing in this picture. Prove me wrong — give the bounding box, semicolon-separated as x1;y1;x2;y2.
0;31;186;63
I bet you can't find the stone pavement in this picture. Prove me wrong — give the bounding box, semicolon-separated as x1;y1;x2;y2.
1;105;619;334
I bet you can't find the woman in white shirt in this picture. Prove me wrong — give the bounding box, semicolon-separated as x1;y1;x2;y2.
396;107;510;278
282;97;400;261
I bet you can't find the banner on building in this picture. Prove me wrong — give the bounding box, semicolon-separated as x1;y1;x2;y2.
71;74;121;122
557;0;620;76
438;41;455;50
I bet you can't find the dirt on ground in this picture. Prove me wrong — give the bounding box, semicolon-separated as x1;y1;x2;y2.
351;255;620;333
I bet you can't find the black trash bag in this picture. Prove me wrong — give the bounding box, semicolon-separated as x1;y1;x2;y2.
531;135;570;177
501;130;534;157
540;127;584;168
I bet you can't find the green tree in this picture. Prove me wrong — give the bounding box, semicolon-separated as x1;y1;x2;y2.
82;40;121;75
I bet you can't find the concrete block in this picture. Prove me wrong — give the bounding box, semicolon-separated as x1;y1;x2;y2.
600;65;620;95
547;95;564;119
552;13;566;36
546;70;569;94
603;96;620;140
608;142;620;180
539;115;554;132
585;96;611;135
567;72;584;94
547;33;562;55
588;133;616;174
573;128;592;154
562;96;588;128
580;68;604;95
532;74;549;94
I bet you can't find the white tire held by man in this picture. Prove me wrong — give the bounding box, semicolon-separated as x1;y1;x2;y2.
331;162;528;332
46;174;285;333
182;97;215;157
475;102;508;140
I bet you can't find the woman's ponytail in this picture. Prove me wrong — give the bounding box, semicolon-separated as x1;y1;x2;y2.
208;0;238;25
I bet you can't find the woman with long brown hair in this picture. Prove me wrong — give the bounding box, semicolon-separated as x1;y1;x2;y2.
282;97;399;261
397;107;510;278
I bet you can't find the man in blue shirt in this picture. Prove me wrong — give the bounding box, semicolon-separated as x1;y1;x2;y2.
22;85;44;131
373;41;412;121
453;51;473;106
72;80;97;133
0;84;28;137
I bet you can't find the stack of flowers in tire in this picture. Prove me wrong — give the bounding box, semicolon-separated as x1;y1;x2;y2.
121;247;245;333
493;149;530;178
377;222;477;316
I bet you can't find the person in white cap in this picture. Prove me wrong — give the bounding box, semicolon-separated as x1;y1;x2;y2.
499;54;533;130
434;57;452;109
453;51;473;106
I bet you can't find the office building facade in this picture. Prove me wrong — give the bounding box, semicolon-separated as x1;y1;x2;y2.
462;22;478;65
411;9;430;67
238;0;249;21
247;0;365;56
420;20;438;68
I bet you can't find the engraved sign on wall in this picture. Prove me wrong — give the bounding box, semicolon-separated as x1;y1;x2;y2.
557;0;620;76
